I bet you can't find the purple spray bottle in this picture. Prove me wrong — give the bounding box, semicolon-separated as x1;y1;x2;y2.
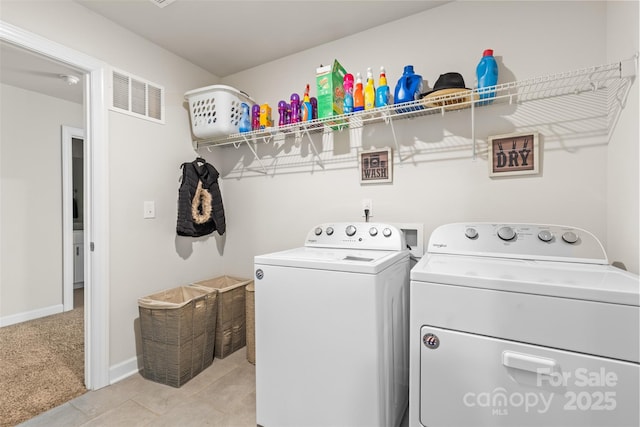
278;100;288;127
290;93;300;124
251;104;260;131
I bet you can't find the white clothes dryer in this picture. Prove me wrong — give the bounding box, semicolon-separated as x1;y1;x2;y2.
255;222;410;427
409;223;639;427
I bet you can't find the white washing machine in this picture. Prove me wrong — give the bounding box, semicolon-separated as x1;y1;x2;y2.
409;223;639;427
254;222;410;427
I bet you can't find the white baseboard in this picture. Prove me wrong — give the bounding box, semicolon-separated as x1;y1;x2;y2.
0;304;63;327
109;355;141;385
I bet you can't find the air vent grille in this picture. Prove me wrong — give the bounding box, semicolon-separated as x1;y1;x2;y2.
110;68;164;124
148;85;163;120
112;71;130;111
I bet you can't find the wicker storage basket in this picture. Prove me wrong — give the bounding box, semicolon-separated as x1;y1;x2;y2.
184;84;255;139
138;286;217;388
245;283;255;364
191;276;253;359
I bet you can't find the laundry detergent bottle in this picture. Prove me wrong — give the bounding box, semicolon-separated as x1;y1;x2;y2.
301;84;313;121
239;102;251;133
476;49;498;105
394;65;423;105
343;73;354;114
290;93;300;124
277;100;288;127
375;66;391;108
354;73;364;112
364;67;376;110
251;104;261;131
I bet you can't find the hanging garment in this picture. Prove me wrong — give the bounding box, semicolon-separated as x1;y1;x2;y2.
176;157;226;237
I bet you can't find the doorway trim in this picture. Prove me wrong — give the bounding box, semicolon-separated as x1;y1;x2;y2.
62;126;84;312
1;20;110;390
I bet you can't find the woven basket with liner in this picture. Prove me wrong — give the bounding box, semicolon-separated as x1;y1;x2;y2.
191;276;253;359
246;282;255;364
138;286;217;387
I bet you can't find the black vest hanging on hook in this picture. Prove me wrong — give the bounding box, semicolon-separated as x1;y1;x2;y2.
176;157;226;237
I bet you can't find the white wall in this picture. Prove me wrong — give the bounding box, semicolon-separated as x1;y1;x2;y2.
0;84;83;320
606;0;639;273
217;1;638;275
1;0;637;381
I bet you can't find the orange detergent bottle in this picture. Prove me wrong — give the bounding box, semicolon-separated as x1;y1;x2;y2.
354;72;364;112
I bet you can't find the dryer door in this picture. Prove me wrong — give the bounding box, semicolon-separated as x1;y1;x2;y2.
419;326;639;427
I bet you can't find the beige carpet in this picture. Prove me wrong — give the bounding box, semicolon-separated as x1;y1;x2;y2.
0;291;86;427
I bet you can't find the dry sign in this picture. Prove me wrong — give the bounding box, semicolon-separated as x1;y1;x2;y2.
360;148;393;184
488;132;540;177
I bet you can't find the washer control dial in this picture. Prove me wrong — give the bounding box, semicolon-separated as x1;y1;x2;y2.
382;228;392;237
326;227;334;236
314;227;322;236
562;231;579;244
345;225;357;237
465;227;478;239
497;226;516;241
369;227;378;236
538;230;553;242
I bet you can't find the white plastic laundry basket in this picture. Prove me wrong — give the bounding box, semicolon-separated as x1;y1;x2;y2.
185;84;255;139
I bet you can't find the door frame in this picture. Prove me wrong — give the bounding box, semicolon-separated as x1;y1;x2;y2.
1;20;110;390
62;126;84;312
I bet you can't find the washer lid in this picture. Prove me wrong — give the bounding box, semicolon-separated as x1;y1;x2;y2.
255;246;408;274
411;253;640;306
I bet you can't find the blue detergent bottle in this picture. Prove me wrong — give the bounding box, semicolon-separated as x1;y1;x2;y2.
375;66;391;108
239;102;251;133
394;65;423;111
476;49;498;105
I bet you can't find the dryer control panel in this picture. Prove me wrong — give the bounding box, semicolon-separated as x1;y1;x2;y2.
427;223;608;264
305;222;406;251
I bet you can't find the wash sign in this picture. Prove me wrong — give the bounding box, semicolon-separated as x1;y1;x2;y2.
360;149;393;184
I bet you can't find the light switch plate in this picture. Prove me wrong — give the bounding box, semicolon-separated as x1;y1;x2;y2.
143;201;155;219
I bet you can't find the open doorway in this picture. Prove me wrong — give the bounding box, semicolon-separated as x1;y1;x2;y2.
1;20;110;391
62;126;85;312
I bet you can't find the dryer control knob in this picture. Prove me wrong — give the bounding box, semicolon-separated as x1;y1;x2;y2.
369;227;378;236
497;226;516;241
538;230;553;242
346;225;357;237
326;227;334;236
314;227;322;236
465;227;478;239
382;228;392;237
562;231;579;244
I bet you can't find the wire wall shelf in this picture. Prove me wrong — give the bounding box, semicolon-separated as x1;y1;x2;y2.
194;58;636;172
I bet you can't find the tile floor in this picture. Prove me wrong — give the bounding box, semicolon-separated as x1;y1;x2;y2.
20;349;255;427
20;347;410;427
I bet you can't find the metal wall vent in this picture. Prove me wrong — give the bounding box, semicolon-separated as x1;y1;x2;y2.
111;68;164;124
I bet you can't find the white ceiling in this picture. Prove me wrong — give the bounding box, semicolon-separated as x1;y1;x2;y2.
1;0;448;103
0;41;86;104
75;0;448;77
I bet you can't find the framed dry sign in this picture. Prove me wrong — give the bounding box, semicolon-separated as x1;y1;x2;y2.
360;148;393;184
488;131;540;177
